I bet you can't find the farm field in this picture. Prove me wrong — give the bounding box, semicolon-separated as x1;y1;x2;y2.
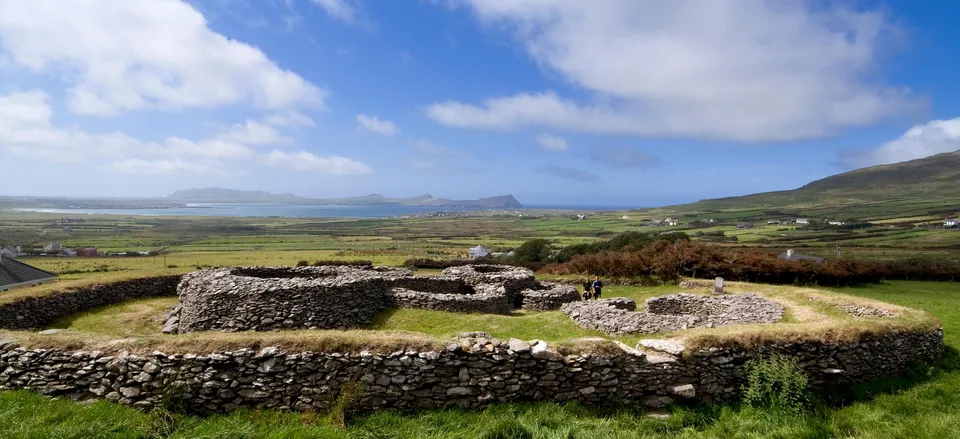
0;280;957;438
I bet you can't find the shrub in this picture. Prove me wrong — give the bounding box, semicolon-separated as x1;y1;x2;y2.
514;238;553;263
296;260;309;267
742;355;811;413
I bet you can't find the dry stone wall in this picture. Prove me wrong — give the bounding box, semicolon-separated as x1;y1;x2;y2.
0;329;943;414
0;276;181;330
520;284;581;311
562;294;785;335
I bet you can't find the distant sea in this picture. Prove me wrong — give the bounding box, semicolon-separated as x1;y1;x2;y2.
12;203;632;219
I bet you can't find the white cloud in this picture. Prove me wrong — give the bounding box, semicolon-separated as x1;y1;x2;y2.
0;0;325;116
219;121;291;146
842;118;960;168
356;114;399;136
265;111;315;127
107;158;224;175
429;0;918;142
536;133;567;152
266;150;372;174
312;0;359;24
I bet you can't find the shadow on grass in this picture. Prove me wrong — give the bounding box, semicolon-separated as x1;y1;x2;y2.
821;345;960;408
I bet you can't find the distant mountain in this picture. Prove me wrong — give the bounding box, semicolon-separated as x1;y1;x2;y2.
664;150;960;211
166;188;524;208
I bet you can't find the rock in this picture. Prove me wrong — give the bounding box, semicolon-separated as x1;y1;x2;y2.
458;332;492;339
239;388;269;399
638;340;686;356
142;362;160;374
613;341;646;358
119;387;141;398
579;387;596;395
446;387;474;396
0;339;17;350
669;384;696;398
507;338;531;353
530;341;563;362
37;329;64;335
821;368;844;374
161;316;179;334
642;395;674;408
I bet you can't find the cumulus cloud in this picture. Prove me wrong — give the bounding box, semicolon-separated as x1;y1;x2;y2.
0;0;325;116
587;146;659;169
428;0;918;142
536;165;598;182
537;133;568;152
841;118;960;168
266;150;372;174
219;121;291;146
107;158;225;175
356;114;399;136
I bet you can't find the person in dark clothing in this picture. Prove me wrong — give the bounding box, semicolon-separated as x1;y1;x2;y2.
582;280;592;300
592;277;603;299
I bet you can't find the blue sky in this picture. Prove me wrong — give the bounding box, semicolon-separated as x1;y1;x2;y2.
1;0;959;207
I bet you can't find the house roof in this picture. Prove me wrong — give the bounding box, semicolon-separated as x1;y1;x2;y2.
0;255;58;289
777;252;826;263
468;245;489;257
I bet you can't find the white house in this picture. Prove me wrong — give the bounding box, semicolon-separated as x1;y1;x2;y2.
828;221;845;226
468;245;490;259
946;217;959;228
666;219;679;226
621;215;631;220
42;241;62;253
795;218;809;225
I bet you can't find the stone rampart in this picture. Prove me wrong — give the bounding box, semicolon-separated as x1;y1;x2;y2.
521;283;581;311
562;294;785;335
0;276;182;330
0;329;943;414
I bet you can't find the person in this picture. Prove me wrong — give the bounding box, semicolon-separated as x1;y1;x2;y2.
592;277;603;299
582;280;592;300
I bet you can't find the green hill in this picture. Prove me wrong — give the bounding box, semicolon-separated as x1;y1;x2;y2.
674;150;960;212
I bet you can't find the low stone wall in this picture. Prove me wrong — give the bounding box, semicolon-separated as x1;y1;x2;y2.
385;286;513;315
0;276;182;330
0;329;943;413
170;267;391;333
385;276;475;295
521;284;581;311
441;265;537;298
562;294;785;335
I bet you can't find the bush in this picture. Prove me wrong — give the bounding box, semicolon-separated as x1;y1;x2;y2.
742;355;811;413
403;257;543;271
296;260;309;267
514;238;553;263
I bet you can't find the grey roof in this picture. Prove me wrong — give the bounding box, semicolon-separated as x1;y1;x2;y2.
777;252;826;263
0;255;58;289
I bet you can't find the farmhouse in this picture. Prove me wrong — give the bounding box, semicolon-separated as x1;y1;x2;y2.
828;221;845;226
468;245;489;259
795;218;809;225
42;241;62;253
946;217;958;228
736;222;754;230
777;249;826;263
0;254;58;292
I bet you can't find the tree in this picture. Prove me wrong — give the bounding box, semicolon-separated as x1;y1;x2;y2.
514;238;553;263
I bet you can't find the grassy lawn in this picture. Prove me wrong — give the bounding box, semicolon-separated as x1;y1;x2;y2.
1;281;957;438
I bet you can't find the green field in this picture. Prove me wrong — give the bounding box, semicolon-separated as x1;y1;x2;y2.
1;281;957;438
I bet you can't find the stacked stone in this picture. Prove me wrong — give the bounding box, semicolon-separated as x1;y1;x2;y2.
562;294;785;335
838;304;901;318
0;328;943;413
679;280;714;290
385;286;512;315
0;276;182;330
169;267;394;333
520;283;581;311
441;265;537;297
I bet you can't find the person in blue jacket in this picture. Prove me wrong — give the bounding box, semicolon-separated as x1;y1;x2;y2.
592;277;603;299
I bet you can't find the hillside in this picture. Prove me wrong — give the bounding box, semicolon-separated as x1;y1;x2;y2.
166;188;524;208
672;150;960;211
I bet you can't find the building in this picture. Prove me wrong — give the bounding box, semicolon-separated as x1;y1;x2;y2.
767;220;780;225
736;223;754;230
468;245;490;259
42;241;62;253
77;248;99;257
828;221;845;226
621;215;631;220
946;217;958;228
1;254;59;292
777;249;826;263
665;219;679;226
0;245;18;258
795;218;809;225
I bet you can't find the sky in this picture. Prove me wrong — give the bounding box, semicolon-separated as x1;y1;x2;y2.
1;0;960;207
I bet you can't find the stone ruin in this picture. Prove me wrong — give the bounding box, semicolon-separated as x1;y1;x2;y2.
561;293;785;335
163;264;580;333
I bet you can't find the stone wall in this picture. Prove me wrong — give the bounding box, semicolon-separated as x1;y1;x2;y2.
0;329;943;414
0;276;182;330
521;284;581;311
170;267;392;333
562;294;785;335
385;286;513;315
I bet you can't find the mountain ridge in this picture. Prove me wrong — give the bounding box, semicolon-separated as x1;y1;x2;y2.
166;188;524;208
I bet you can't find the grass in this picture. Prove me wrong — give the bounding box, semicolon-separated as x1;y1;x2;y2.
0;280;957;438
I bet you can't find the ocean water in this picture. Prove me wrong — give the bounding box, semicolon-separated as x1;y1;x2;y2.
11;203;628;219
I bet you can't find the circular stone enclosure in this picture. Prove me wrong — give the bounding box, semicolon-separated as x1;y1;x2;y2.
562;293;785;335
